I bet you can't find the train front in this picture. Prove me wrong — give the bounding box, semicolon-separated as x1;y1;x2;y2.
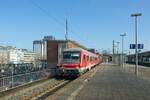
59;49;81;76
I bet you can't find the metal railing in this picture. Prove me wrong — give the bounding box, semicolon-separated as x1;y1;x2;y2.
0;69;52;92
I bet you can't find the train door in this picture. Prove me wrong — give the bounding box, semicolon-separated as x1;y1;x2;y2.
84;55;89;71
82;54;86;68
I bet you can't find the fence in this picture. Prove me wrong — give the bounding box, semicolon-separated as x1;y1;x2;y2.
0;69;52;92
0;63;55;92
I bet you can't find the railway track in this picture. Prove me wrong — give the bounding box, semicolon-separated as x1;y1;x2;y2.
22;79;71;100
31;64;102;100
0;64;102;100
45;64;104;100
1;78;73;100
0;78;50;98
34;79;70;100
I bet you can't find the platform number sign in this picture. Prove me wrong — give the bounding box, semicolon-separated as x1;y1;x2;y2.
130;44;144;49
130;44;135;49
138;44;144;49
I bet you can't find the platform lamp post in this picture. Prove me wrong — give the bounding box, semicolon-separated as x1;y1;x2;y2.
131;13;142;75
120;33;126;68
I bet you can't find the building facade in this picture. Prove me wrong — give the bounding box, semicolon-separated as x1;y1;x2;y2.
0;45;16;64
33;40;43;60
0;45;36;64
9;49;24;64
33;36;55;60
0;50;9;64
23;52;36;63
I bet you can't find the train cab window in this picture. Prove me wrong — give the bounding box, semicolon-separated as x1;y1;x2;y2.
63;52;71;59
71;53;80;60
63;51;80;63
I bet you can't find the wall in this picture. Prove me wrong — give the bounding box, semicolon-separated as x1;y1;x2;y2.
47;41;58;68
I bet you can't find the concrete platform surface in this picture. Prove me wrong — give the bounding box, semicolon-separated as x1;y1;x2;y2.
74;64;150;100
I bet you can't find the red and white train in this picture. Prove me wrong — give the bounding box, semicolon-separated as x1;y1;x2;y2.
58;48;101;76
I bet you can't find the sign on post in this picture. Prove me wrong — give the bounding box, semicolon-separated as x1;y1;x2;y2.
130;44;144;49
138;44;144;49
130;44;135;49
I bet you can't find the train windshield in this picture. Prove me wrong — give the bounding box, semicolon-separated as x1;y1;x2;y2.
63;51;80;63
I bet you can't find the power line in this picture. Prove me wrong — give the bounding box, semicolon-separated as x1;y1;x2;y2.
29;0;83;41
29;0;65;27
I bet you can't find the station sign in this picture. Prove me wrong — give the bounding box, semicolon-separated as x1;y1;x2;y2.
138;44;144;49
130;44;135;49
130;44;144;49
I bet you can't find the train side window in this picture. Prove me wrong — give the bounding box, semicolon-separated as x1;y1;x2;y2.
83;55;86;60
87;56;89;61
90;57;92;61
95;57;97;60
92;57;94;61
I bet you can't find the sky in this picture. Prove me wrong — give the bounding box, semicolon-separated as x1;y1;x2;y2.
0;0;149;53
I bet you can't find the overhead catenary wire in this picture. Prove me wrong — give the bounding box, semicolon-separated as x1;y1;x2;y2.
28;0;86;42
29;0;65;27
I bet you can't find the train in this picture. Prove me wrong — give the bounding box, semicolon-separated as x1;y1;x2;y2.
57;48;101;76
126;51;150;67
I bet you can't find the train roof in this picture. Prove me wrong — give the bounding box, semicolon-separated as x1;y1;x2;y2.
63;48;98;57
63;48;84;52
127;51;150;57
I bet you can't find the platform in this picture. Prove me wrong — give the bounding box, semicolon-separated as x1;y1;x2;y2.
46;64;150;100
74;64;150;100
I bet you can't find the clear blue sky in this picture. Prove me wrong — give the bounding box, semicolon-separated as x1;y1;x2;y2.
0;0;149;53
